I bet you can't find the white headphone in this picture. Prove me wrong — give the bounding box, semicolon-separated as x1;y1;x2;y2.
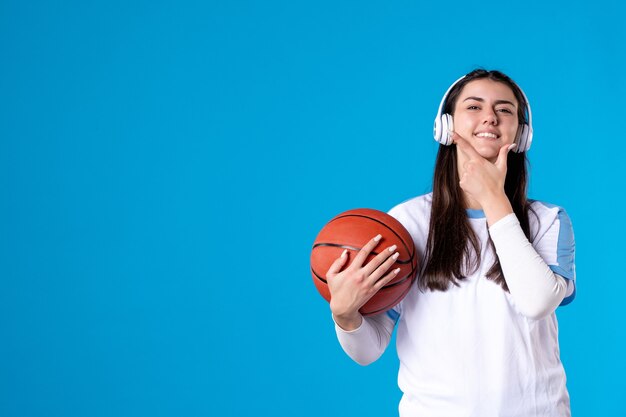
433;75;534;153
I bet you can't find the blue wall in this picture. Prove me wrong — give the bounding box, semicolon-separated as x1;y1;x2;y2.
1;1;624;415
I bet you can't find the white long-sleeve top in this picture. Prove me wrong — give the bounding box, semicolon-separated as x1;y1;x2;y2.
333;194;576;417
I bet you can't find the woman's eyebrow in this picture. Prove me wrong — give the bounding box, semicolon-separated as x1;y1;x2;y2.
463;96;485;102
463;96;516;106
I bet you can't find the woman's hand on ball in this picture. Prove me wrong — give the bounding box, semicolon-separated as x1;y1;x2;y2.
326;234;400;330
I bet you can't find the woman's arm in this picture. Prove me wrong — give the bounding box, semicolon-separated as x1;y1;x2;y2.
489;213;567;320
324;234;400;364
333;312;396;365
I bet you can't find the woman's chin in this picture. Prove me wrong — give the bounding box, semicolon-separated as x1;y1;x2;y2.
474;146;500;162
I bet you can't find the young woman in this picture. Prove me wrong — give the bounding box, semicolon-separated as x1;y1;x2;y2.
325;69;576;417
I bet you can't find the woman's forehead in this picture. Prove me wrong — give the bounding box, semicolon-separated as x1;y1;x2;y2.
458;79;518;104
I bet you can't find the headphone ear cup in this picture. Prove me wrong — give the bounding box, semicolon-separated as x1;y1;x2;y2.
441;114;453;145
433;116;443;143
515;124;530;153
434;113;454;145
524;125;533;152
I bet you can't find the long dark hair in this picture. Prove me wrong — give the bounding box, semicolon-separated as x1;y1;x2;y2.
421;69;535;292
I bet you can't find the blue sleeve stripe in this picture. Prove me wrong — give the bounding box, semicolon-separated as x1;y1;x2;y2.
386;308;400;322
549;265;575;281
555;208;576;280
560;286;576;306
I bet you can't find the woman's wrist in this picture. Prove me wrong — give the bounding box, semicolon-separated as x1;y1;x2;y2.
481;191;514;227
332;311;363;331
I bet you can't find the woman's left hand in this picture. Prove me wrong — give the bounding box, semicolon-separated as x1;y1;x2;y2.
452;131;515;207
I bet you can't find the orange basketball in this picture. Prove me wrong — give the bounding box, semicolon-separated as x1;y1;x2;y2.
310;208;418;316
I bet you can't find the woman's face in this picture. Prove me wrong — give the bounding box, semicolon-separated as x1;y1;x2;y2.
452;79;520;162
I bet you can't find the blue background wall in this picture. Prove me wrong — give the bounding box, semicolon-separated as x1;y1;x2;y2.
1;1;624;416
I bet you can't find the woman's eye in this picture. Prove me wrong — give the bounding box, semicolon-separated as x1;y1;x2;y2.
467;105;480;110
497;108;513;114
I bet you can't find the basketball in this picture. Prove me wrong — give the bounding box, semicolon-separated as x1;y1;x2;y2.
310;208;418;316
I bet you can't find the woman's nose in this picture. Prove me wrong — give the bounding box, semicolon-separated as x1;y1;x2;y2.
483;110;498;125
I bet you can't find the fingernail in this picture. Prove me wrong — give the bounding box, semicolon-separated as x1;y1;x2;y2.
341;249;347;258
394;268;401;274
388;244;397;252
508;144;516;150
374;234;382;242
392;252;400;259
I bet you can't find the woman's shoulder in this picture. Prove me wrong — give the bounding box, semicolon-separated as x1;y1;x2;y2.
386;193;433;233
387;193;432;246
527;199;574;235
528;199;572;221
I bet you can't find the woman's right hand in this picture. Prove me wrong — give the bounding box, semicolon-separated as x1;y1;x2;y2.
326;234;401;330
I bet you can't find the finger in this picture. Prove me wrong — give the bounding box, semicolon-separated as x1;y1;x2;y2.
372;266;401;291
495;143;516;171
361;244;398;277
451;131;483;161
366;250;400;284
351;234;382;269
326;249;348;278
